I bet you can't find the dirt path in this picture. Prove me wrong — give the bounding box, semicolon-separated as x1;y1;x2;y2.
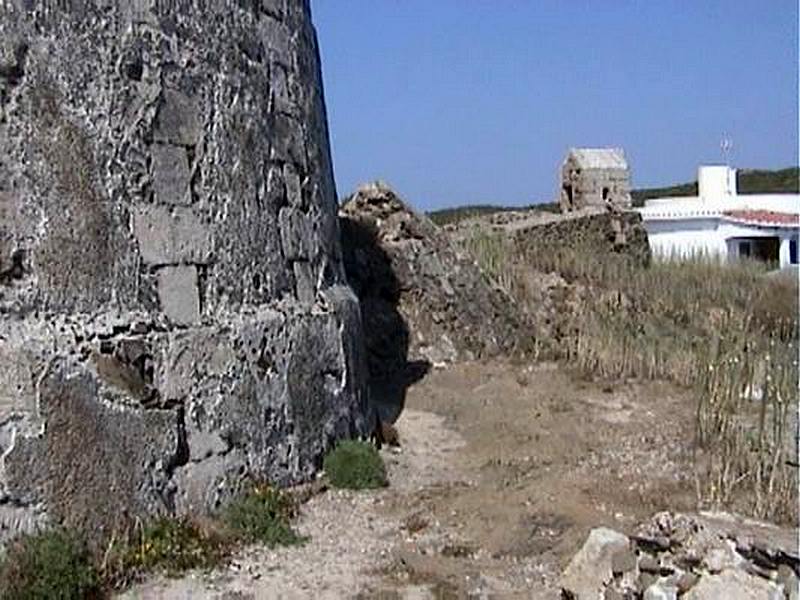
122;360;698;599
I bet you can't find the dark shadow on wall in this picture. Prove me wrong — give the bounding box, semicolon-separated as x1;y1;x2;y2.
339;215;430;425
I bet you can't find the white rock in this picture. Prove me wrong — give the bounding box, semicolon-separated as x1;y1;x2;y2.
684;569;781;600
560;527;630;599
644;581;678;600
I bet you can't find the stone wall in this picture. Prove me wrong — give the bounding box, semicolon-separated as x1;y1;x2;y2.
0;1;368;545
512;210;651;270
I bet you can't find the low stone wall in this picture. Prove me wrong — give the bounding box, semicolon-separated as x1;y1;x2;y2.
511;210;651;270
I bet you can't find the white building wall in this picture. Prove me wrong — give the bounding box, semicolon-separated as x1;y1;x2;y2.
644;218;798;267
639;165;799;268
778;232;798;266
645;218;725;260
698;165;737;199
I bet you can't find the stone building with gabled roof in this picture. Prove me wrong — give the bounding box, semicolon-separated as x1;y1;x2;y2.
560;148;633;212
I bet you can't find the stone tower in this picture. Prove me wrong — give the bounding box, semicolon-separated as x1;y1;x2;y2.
0;1;368;543
560;148;632;212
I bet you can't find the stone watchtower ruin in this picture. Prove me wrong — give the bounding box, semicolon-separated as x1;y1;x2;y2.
0;1;368;542
559;148;633;212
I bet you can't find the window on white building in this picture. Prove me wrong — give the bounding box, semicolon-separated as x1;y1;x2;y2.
739;241;751;258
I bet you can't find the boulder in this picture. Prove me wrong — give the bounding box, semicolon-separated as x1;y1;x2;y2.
643;581;678;600
683;570;782;600
560;527;630;599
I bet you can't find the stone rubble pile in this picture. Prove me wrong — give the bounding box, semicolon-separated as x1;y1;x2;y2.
561;512;798;599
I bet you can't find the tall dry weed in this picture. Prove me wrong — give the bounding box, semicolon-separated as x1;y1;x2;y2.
462;230;799;523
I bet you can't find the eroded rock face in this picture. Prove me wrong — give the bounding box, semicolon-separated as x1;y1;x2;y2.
0;1;368;544
340;183;531;371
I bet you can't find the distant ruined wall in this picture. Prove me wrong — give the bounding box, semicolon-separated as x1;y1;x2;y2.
513;211;651;268
0;0;368;544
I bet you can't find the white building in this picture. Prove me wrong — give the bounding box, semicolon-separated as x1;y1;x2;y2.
638;166;799;268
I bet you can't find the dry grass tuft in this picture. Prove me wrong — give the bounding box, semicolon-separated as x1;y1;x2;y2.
463;229;798;523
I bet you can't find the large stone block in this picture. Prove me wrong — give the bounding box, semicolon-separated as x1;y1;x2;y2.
153;89;202;147
157;265;201;326
2;361;183;543
133;205;212;266
151;144;192;205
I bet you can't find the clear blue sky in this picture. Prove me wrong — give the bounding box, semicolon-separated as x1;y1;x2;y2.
310;1;798;210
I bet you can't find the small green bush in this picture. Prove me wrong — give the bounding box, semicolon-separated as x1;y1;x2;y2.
0;529;100;600
223;485;306;547
323;440;388;490
105;517;227;583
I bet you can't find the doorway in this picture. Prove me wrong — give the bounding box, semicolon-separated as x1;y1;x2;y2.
562;185;574;209
732;237;779;264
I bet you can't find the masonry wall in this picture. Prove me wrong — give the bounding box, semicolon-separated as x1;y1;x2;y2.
561;162;632;212
0;1;368;545
514;211;651;269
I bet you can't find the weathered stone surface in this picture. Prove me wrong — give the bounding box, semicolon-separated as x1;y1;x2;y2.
133;205;212;266
340;183;532;370
569;511;800;600
157;265;201;326
153;89;203;147
151;144;192;205
510;209;651;269
560;527;630;599
442;206;651;358
3;360;182;542
560;148;633;212
683;570;780;600
643;581;678;600
0;1;369;545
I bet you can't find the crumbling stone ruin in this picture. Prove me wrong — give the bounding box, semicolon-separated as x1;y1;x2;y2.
444;207;651;353
511;210;651;268
0;1;369;544
340;183;531;372
560;148;633;212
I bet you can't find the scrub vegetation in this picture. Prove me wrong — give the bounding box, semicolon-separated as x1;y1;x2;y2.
222;484;307;547
631;166;800;206
0;484;307;597
464;230;798;523
0;530;100;600
427;167;799;220
324;440;389;490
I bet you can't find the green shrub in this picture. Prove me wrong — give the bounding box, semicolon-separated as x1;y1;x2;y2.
105;517;228;584
0;529;100;600
223;485;306;547
324;440;388;490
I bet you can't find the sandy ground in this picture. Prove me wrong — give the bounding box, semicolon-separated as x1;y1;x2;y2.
121;360;698;599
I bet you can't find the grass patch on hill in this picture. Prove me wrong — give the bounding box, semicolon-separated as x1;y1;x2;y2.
632;166;799;206
324;440;388;490
427;204;523;226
